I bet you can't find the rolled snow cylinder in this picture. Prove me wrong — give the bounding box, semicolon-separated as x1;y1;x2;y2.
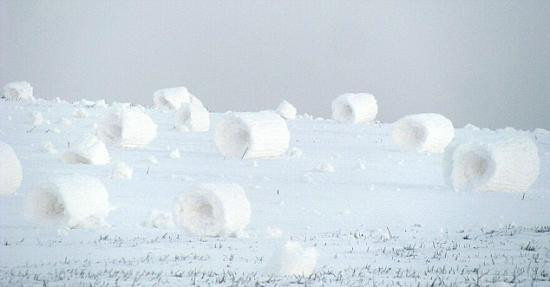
0;141;23;196
26;175;111;228
392;113;455;153
2;81;34;101
276;100;297;120
174;183;251;237
215;111;290;159
97;107;157;148
266;241;318;276
62;134;110;165
176;102;210;132
331;93;377;123
444;135;540;193
153;86;203;110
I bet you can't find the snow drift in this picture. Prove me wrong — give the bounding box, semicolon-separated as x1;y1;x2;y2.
112;162;133;180
153;86;203;110
26;175;111;228
174;183;251;237
2;81;34;101
176;102;210;132
392;113;455;153
266;241;318;276
331;93;377;123
444;134;540;193
215;111;290;159
276;100;297;120
0;141;23;196
97;107;157;148
63;135;110;165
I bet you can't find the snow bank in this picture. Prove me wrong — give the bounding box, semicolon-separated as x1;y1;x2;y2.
112;162;133;180
62;135;110;165
97;107;157;148
176;102;210;132
0;141;23;196
143;210;175;229
2;81;34;101
174;183;251;237
444;134;540;193
331;93;377;123
266;241;318;276
392;113;455;153
276;100;297;120
153;86;203;110
26;175;111;228
215;111;290;159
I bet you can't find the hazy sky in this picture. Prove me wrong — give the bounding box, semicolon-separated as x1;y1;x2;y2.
1;1;549;129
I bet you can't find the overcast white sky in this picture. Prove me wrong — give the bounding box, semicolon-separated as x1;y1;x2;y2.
1;1;549;129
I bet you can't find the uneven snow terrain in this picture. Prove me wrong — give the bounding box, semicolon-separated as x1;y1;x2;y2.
0;99;549;286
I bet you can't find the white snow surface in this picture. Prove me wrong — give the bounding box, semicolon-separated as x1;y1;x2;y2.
0;99;550;286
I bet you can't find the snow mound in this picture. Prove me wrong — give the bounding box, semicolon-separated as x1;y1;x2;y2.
169;149;181;159
26;175;111;228
276;100;297;120
2;81;34;101
62;134;110;165
112;162;133;180
153;86;203;110
43;141;58;154
97;107;157;148
266;241;318;276
316;163;335;173
143;210;175;229
30;111;45;126
176;102;210;132
444;134;540;193
332;93;377;124
0;141;23;196
174;183;251;237
215;111;290;159
393;113;455;153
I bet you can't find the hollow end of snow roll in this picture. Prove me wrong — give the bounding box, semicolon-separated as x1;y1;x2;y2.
331;93;377;123
2;81;34;101
153;86;203;110
26;175;111;228
266;241;318;276
62;135;110;165
97;107;157;148
174;183;251;237
392;113;455;153
276;100;297;120
215;111;290;159
0;141;23;196
177;102;210;132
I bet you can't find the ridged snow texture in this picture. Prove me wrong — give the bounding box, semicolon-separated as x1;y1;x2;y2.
0;141;23;196
174;183;251;237
276;100;297;120
2;81;34;101
266;241;318;276
332;93;377;123
215;111;290;159
27;175;111;228
444;135;540;193
153;86;203;110
392;113;455;153
97;107;157;148
63;135;110;165
177;102;210;132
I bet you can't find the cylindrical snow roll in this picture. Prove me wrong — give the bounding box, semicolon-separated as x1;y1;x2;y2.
266;241;318;276
276;100;297;120
215;111;290;159
97;107;157;148
26;175;111;228
174;183;251;237
153;86;203;110
62;134;110;165
444;135;540;193
0;141;23;196
2;81;34;101
176;102;210;132
331;93;377;123
392;113;455;153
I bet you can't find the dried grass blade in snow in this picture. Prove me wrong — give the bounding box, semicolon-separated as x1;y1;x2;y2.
153;86;203;110
392;113;455;153
97;107;157;148
215;111;290;159
177;102;210;132
331;93;377;123
26;175;111;228
0;141;23;196
62;134;110;165
276;100;297;120
2;81;34;101
174;183;251;237
266;241;318;276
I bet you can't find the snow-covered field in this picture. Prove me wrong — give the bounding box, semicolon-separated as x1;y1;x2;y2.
0;99;549;286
